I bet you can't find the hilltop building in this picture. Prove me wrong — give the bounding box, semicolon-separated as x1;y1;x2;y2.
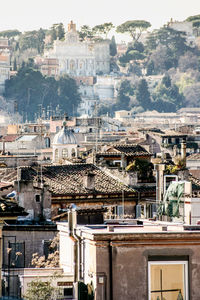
0;38;10;94
44;21;110;77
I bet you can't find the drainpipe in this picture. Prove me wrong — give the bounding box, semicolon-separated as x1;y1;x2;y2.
109;240;113;300
68;208;79;283
68;207;84;286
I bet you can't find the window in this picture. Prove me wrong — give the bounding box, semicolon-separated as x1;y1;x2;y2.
43;240;52;259
64;287;73;297
62;148;68;159
148;261;188;300
8;242;25;268
35;194;40;202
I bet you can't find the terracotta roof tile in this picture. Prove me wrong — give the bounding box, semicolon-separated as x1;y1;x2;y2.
0;164;136;196
0;135;20;142
19;164;135;196
0;198;27;217
187;153;200;160
98;144;151;157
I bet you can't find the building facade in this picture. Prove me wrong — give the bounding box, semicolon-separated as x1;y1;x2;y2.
0;38;10;95
58;220;200;300
45;21;110;77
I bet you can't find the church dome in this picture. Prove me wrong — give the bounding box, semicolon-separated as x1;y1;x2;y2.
53;126;77;145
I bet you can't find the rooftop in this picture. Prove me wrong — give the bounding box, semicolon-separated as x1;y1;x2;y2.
0;197;27;218
97;144;151;157
0;135;20;142
187;153;200;160
58;220;200;242
0;164;135;196
17;135;37;142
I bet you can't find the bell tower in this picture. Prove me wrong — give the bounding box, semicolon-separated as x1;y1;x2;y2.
68;20;76;32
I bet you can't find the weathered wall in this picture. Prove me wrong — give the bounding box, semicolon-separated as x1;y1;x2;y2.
3;225;57;268
14;181;52;220
86;232;200;300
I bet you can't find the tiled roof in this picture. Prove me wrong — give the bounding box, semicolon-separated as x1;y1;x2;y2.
0;182;13;190
0;164;135;196
188;174;200;191
0;168;17;182
189;170;200;179
98;144;150;157
187;153;200;160
0;198;27;217
20;164;135;196
113;144;150;156
0;135;20;142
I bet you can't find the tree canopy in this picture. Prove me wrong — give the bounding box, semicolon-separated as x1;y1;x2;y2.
116;20;151;42
93;22;114;38
0;29;21;38
152;75;184;112
4;65;81;121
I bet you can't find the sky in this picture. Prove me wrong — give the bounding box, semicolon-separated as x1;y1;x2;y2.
1;0;200;41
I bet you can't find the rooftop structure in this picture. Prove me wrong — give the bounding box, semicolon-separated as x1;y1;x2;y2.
58;218;200;300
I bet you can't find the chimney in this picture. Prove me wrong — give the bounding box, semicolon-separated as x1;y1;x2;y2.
68;205;77;237
83;172;96;190
181;141;186;165
121;153;127;170
154;164;165;203
128;172;138;186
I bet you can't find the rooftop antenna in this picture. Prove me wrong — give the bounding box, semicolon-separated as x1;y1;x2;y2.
94;101;98;153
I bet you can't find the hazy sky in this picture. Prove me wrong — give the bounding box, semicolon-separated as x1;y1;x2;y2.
1;0;200;38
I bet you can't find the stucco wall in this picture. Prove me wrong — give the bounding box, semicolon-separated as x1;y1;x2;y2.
84;232;200;300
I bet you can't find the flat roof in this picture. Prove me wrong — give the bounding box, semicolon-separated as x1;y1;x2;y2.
17;135;37;142
58;220;200;239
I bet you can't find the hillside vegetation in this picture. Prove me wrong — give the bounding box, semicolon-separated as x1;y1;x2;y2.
2;15;200;119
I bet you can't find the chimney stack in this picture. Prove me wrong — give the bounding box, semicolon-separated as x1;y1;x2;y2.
83;172;96;190
154;164;165;203
181;141;186;166
68;205;77;237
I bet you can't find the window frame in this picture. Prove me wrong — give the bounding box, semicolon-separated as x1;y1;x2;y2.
148;260;189;300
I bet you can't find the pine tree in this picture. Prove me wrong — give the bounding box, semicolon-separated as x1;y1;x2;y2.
13;57;17;71
110;36;117;56
135;79;151;110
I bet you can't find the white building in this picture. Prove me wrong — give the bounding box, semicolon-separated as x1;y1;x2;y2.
45;21;110;77
0;38;10;94
52;125;78;163
77;97;97;117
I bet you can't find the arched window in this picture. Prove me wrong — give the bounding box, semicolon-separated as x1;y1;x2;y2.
79;60;85;70
62;148;68;159
70;60;75;71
